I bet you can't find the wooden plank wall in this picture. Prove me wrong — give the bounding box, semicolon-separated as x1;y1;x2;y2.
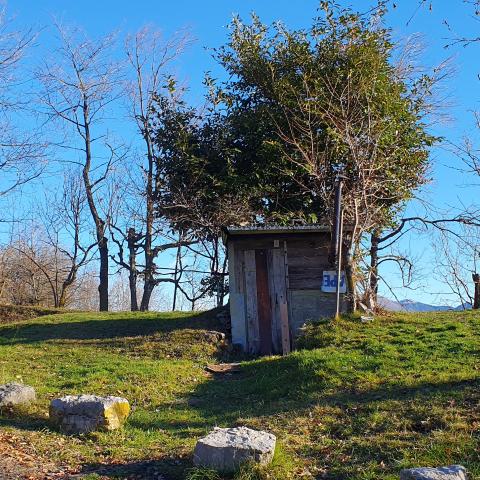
244;250;260;353
286;238;330;290
228;241;247;349
231;234;335;291
229;232;345;354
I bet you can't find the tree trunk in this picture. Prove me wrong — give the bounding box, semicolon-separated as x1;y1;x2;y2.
368;231;380;310
59;276;76;309
58;291;66;308
82;98;109;311
140;280;155;311
473;273;480;309
140;124;155;312
127;228;138;311
129;273;138;311
98;238;109;311
344;242;356;313
141;233;154;311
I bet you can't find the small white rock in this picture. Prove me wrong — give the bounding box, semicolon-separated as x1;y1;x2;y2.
0;383;36;407
400;465;468;480
193;426;276;471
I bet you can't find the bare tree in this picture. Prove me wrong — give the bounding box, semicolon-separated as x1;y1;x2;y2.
39;171;96;307
184;238;228;308
0;8;46;202
173;247;214;311
433;224;480;309
68;268;99;310
120;26;194;311
361;213;480;310
4;172;96;308
0;241;52;306
109;270;135;311
37;23;123;311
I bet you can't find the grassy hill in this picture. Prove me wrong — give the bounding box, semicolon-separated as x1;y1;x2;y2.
0;308;478;479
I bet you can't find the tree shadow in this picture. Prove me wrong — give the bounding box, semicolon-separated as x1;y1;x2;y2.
186;353;480;425
100;353;479;479
0;309;226;346
78;455;189;480
0;410;53;432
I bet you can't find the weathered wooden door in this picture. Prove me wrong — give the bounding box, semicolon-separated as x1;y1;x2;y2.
243;245;291;355
255;249;273;355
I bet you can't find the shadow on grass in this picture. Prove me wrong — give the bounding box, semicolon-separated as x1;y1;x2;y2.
79;455;190;480
185;353;480;425
0;310;226;345
0;410;52;432
102;355;479;479
129;415;208;439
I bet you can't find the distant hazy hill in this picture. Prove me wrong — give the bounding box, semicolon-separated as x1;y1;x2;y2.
378;297;471;312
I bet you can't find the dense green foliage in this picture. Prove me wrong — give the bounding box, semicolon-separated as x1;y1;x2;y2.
150;96;253;236
152;2;436;233
215;2;435;227
0;309;479;479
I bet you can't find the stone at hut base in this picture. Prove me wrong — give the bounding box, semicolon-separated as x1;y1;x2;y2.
400;465;468;480
193;426;276;471
49;394;130;434
0;383;36;407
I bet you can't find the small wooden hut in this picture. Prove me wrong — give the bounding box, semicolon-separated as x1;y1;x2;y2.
224;225;350;355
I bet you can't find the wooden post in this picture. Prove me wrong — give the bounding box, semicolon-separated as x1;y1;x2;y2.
255;249;273;355
271;244;290;355
281;241;291;354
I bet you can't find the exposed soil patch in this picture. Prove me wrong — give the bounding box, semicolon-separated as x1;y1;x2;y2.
205;362;241;374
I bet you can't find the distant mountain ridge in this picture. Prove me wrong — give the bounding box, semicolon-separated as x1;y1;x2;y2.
378;296;471;312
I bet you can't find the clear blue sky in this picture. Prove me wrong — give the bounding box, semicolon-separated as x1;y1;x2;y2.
7;0;480;305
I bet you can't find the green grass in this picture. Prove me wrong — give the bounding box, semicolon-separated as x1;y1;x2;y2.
0;309;479;479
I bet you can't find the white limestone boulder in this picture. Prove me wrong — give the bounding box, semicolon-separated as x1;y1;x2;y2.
49;394;130;434
400;465;468;480
193;426;276;471
0;383;36;407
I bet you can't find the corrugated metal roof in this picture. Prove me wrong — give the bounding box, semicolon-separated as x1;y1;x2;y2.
224;224;332;236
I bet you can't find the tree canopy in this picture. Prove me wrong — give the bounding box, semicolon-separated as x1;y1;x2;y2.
147;2;439;309
207;1;436;232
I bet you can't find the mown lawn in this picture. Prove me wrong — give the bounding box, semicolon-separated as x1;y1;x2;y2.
0;308;478;479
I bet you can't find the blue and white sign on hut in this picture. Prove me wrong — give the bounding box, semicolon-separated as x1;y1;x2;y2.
321;270;347;293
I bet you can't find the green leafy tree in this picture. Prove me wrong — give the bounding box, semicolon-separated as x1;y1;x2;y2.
210;1;437;308
150;93;252;306
150;2;439;309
